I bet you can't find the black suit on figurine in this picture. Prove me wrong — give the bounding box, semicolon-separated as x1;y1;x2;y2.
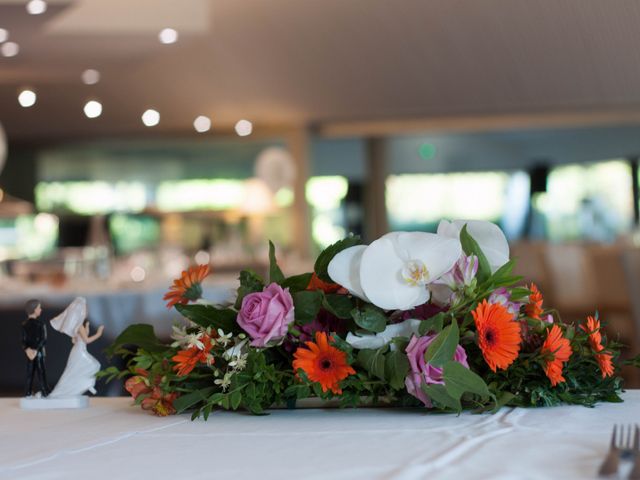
22;301;50;397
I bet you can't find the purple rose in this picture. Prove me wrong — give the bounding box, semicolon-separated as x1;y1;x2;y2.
404;334;469;407
237;283;295;347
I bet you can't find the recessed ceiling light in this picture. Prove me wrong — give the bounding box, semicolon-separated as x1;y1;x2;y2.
158;28;178;44
81;69;100;85
193;115;211;133
83;100;102;119
18;89;36;108
0;29;8;43
1;42;19;57
235;119;253;137
26;0;47;15
141;109;160;127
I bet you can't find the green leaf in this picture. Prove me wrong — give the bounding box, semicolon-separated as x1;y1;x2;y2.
418;312;445;335
459;224;491;283
292;290;323;324
175;304;240;334
106;324;167;356
281;273;312;292
424;320;459;367
323;294;354;319
491;259;514;281
314;235;361;283
385;350;410;390
268;241;285;284
509;287;531;301
442;361;490;400
235;269;264;309
357;347;387;380
230;390;242;410
173;387;215;413
422;384;461;411
351;305;387;333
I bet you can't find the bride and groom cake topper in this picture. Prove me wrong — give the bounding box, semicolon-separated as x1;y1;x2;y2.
20;297;104;409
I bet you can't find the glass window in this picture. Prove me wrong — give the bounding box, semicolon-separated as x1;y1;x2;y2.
306;176;348;250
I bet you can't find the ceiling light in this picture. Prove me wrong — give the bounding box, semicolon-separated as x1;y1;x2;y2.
18;89;36;108
83;100;102;119
0;29;8;43
1;42;19;57
235;119;253;137
193;115;211;133
81;69;100;85
158;28;178;44
26;0;47;15
141;109;160;127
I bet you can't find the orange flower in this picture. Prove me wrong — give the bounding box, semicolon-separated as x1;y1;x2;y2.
172;334;215;377
540;324;572;386
472;300;521;372
595;353;614;378
163;264;210;308
580;315;614;378
307;273;343;294
524;283;543;320
292;331;355;394
125;370;179;416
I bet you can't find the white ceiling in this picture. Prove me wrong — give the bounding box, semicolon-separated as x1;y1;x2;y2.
2;0;640;140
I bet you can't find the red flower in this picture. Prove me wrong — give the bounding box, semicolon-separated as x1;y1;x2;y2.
580;315;614;378
541;325;572;387
163;264;210;308
124;370;179;416
307;273;344;294
525;283;543;320
472;300;521;372
172;333;215;377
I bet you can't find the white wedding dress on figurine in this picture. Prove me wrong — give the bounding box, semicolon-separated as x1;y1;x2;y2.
49;297;100;398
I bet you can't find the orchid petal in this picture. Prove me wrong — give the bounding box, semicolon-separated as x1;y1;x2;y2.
346;319;422;350
327;245;369;301
437;219;509;272
393;232;462;282
359;234;431;311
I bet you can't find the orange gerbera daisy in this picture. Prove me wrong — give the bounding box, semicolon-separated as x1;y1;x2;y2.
307;273;343;294
472;300;521;372
540;324;572;386
580;315;614;378
172;333;215;377
292;331;355;394
163;264;210;308
524;283;543;320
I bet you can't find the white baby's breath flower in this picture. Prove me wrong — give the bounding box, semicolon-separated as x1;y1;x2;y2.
214;372;232;391
229;353;248;371
216;329;233;347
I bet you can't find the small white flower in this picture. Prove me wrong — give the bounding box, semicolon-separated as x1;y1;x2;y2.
214;372;233;391
229;353;248;371
216;329;233;347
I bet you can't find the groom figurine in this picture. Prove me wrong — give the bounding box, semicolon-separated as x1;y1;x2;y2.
22;299;50;397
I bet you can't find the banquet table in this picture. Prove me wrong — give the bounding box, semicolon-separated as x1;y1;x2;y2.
1;392;639;480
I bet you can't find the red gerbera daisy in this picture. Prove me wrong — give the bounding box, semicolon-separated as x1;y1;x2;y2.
163;264;210;308
472;300;522;372
292;331;355;394
580;315;614;378
540;324;572;386
525;283;544;320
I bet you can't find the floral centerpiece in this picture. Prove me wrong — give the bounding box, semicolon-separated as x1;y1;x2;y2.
103;220;637;417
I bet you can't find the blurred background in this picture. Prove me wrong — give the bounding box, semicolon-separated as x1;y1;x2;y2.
1;0;640;393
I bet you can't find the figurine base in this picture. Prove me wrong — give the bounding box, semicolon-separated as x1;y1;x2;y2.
20;395;90;410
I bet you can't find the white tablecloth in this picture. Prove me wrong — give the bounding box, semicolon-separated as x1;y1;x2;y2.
1;392;638;480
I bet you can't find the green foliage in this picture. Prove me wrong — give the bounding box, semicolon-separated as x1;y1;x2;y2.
357;347;388;381
314;235;360;282
281;273;312;292
424;321;459;367
323;294;354;319
418;312;445;335
268;241;286;284
385;350;410;390
351;304;387;333
292;290;323;324
459;224;491;283
442;361;491;401
175;304;240;334
106;324;168;356
422;384;461;411
234;269;264;309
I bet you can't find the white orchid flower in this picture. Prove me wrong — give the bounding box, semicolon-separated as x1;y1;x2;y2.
346;318;422;350
328;232;461;311
437;219;509;273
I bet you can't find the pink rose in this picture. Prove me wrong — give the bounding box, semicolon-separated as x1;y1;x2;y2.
237;283;295;347
405;334;469;407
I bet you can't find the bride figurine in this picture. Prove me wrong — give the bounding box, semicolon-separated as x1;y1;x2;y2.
49;297;104;399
